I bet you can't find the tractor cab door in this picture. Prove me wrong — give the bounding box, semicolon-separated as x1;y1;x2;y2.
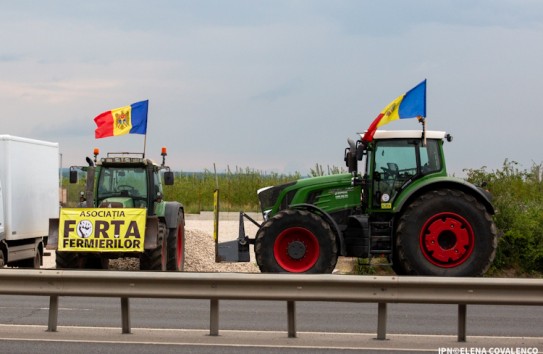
369;138;442;209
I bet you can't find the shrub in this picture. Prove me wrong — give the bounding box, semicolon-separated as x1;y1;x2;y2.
465;160;543;275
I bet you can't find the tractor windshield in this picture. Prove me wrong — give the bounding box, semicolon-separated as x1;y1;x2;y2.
97;167;148;206
371;138;442;208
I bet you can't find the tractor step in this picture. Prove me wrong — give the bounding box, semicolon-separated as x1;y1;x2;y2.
369;221;392;255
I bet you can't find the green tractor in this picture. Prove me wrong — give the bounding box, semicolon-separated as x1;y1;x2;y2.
233;129;497;276
48;148;185;271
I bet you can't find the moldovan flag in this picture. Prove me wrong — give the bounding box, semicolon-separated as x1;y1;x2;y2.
362;80;426;143
94;100;149;139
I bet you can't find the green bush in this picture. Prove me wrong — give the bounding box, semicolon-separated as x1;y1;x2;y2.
465;160;543;275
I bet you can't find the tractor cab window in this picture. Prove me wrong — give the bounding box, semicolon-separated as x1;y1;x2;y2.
154;170;163;198
97;167;148;207
420;139;441;174
371;138;442;208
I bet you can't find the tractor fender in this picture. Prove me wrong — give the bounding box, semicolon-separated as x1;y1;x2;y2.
164;201;184;229
393;176;495;216
289;203;347;256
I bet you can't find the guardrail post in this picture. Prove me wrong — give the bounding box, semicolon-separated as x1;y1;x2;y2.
376;302;387;340
458;304;467;342
210;299;219;336
287;301;296;338
121;297;131;334
47;295;59;332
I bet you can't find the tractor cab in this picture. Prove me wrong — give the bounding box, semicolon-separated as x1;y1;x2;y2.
95;152;175;215
96;158;159;211
346;130;453;211
69;149;175;216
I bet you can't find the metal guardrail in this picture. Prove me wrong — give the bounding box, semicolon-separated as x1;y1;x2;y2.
0;269;542;342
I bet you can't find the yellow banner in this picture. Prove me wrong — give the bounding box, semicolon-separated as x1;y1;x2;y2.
58;208;146;252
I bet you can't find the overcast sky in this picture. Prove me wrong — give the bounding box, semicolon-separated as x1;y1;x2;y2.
1;0;542;176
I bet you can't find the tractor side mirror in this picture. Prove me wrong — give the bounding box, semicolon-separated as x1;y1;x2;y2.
345;138;358;173
356;140;366;161
163;171;174;185
69;168;78;184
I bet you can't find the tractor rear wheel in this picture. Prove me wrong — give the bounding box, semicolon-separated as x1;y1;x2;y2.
395;189;497;276
389;250;407;276
255;209;338;273
140;222;167;271
167;212;185;271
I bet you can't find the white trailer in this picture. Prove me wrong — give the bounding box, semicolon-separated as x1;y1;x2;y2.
0;135;59;267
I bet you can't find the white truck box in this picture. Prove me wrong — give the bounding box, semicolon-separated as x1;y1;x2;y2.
0;135;59;264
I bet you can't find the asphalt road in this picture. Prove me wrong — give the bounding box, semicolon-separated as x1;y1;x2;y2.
0;295;541;353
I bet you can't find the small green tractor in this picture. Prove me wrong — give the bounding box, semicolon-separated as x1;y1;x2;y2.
48;148;185;271
232;129;497;276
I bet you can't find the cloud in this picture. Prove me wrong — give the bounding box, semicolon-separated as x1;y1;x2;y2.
0;1;541;175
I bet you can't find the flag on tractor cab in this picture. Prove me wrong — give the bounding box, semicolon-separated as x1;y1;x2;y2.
362;80;426;143
94;100;149;139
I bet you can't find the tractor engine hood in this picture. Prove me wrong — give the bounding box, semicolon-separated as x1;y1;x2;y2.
99;197;136;208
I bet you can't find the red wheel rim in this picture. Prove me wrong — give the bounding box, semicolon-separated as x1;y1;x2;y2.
273;227;320;272
420;212;474;268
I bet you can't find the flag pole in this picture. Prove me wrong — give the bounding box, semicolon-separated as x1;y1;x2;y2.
143;134;147;158
418;116;426;146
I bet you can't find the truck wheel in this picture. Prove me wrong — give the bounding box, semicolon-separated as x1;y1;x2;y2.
11;246;42;268
140;222;167;271
395;189;497;276
167;212;185;271
255;209;338;273
17;249;42;269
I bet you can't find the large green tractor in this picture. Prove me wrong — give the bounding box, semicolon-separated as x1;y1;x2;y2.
48;149;185;271
234;129;497;276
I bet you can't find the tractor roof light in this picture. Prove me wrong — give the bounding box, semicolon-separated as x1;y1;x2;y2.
93;148;100;163
161;147;167;166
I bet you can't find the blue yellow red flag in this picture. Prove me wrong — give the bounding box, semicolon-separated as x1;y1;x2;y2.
94;100;148;139
363;80;426;143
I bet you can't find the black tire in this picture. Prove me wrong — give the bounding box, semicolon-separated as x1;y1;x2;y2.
389;250;407;276
254;209;338;273
395;189;497;276
12;248;42;269
140;222;167;271
56;251;81;269
167;212;185;271
56;251;109;269
82;255;109;269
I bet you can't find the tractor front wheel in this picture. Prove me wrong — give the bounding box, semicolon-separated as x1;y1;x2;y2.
254;209;338;273
167;212;185;271
395;189;497;276
56;251;81;269
140;222;167;271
